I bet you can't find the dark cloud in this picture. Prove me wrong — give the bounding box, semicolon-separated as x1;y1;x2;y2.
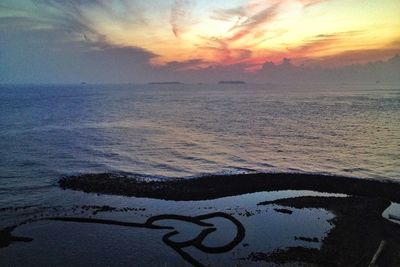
2;0;147;41
0;23;159;84
0;0;161;83
162;59;210;70
256;53;400;84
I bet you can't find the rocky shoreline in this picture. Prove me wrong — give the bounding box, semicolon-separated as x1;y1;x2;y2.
57;172;400;266
2;173;400;266
59;172;400;202
255;195;400;266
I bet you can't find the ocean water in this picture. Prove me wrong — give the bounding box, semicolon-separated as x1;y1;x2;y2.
0;83;399;207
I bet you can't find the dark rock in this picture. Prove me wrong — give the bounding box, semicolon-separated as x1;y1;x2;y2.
274;208;293;214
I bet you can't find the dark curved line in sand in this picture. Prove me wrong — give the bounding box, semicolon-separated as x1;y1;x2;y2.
0;212;245;267
193;212;246;254
146;214;214;227
160;212;245;266
47;217;172;230
59;172;400;202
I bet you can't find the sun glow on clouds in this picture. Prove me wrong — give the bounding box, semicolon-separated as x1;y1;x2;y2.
3;0;400;70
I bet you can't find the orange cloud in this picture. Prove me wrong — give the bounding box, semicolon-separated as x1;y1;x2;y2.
227;3;281;42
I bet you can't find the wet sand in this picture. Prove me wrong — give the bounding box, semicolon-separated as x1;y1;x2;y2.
256;196;400;266
57;172;400;266
1;173;400;266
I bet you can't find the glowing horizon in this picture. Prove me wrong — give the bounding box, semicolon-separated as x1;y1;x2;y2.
1;0;400;74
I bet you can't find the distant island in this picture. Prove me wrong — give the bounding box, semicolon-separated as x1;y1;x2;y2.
149;82;182;85
218;81;246;84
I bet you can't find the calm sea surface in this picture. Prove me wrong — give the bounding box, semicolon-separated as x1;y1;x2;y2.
0;83;399;207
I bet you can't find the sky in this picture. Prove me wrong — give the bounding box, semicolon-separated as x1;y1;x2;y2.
0;0;399;83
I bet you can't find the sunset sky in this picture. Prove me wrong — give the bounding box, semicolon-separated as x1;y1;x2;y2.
1;0;400;82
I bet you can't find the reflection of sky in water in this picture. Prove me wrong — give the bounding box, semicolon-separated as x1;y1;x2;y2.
383;203;400;225
0;84;399;208
0;190;340;266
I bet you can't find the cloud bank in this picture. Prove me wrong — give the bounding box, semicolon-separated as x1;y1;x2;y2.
0;0;399;83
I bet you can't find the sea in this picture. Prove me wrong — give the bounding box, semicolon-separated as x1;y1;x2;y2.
0;83;399;208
